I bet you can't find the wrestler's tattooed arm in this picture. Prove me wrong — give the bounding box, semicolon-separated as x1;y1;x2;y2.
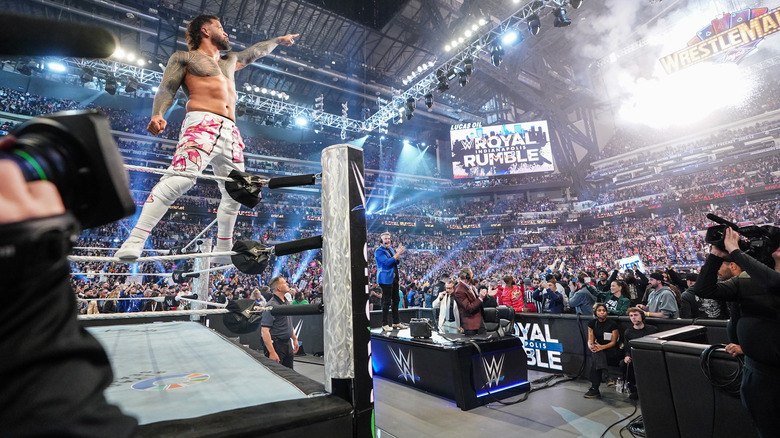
234;39;279;71
152;51;188;117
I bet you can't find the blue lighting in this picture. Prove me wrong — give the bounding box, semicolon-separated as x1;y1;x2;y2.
294;116;308;126
47;62;67;72
476;380;529;398
501;31;519;46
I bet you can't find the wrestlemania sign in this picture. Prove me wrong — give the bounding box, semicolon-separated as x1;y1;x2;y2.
450;120;554;179
660;7;780;74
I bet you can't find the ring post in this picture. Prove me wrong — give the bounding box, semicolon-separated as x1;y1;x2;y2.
320;144;373;438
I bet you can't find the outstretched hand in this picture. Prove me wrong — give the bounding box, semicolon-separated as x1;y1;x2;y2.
276;33;299;46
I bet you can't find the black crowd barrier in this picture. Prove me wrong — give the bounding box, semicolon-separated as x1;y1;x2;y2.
631;326;758;438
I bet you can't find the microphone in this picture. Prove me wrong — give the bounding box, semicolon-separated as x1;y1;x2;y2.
0;13;117;58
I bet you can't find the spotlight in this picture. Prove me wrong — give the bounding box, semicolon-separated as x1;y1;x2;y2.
436;80;449;92
570;0;583;9
105;77;118;95
554;8;572;27
125;78;138;93
463;58;474;75
528;14;541;35
406;97;416;111
446;68;457;81
458;71;469;87
393;114;403;124
264;115;275;125
47;62;66;73
501;31;519;46
236;103;246;117
80;68;94;83
405;109;413;120
490;44;504;67
424;93;433;109
294;116;308;126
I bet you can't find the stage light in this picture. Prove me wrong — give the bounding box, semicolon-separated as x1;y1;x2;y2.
424;93;433;108
125;78;138;93
501;31;519;46
113;47;126;60
444;44;452;51
294;116;308;126
406;97;416;111
465;30;473;38
136;58;146;66
126;53;136;62
554;8;572;27
570;0;583;9
254;86;260;92
80;68;94;83
463;58;474;75
528;14;541;35
105;78;118;95
437;80;449;92
478;18;487;26
446;68;457;81
491;44;504;67
458;71;469;87
264;115;275;125
236;103;246;117
47;62;66;72
152;86;158;92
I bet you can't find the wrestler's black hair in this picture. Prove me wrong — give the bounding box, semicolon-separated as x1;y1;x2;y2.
187;15;219;50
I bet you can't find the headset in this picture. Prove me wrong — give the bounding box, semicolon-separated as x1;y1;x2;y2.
626;307;646;322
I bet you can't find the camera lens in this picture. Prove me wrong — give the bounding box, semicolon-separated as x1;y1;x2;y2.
2;111;135;229
4;132;76;205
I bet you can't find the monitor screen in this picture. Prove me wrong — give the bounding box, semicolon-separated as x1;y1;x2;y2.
449;120;554;179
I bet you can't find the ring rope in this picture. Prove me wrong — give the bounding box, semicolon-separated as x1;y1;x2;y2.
182;218;218;252
77;309;229;320
68;251;238;263
73;246;171;254
124;164;273;185
71;272;173;277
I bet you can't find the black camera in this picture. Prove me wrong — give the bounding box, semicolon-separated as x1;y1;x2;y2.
2;110;135;229
705;213;780;267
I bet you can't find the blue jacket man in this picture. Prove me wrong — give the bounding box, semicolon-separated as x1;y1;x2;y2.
376;232;406;331
533;274;565;314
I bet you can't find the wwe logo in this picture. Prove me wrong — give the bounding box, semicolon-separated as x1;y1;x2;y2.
459;138;475;150
389;347;419;383
482;354;506;388
294;319;303;339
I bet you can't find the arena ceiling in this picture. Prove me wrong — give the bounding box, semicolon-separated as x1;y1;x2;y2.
2;0;603;135
5;0;777;178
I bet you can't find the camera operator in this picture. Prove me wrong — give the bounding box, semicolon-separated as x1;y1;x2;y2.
691;227;780;438
0;156;137;435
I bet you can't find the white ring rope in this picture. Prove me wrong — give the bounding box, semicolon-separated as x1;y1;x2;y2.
71;272;173;277
68;251;237;263
124;164;239;183
70;264;233;277
182;218;218;252
78;308;229;320
73;246;171;254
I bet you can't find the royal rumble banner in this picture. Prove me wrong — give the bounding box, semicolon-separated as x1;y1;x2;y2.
450;121;555;179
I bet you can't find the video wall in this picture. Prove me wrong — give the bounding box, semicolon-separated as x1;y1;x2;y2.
449;121;554;179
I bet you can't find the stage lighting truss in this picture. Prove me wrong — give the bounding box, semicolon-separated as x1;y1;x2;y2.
362;0;584;133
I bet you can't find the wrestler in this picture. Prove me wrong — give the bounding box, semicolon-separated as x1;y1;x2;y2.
116;14;298;260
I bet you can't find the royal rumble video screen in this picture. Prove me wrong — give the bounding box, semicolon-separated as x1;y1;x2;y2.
450;120;554;179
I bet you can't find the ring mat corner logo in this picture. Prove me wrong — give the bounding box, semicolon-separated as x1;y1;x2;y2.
660;7;779;74
131;373;210;391
389;346;419;383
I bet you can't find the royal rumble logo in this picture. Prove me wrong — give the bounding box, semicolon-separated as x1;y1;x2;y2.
516;322;563;371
